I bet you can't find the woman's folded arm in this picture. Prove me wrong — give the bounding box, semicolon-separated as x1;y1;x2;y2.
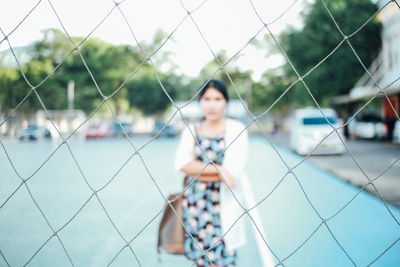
181;160;221;178
181;160;236;186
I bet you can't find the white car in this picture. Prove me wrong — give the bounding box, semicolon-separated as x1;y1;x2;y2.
289;107;346;155
393;120;400;144
18;124;51;141
354;120;388;139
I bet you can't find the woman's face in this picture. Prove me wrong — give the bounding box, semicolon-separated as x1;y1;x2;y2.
199;87;227;122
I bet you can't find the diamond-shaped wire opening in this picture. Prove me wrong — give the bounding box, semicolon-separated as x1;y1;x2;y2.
189;0;262;54
24;144;93;229
55;196;129;266
326;191;400;265
251;170;323;257
0;184;52;266
0;96;62;176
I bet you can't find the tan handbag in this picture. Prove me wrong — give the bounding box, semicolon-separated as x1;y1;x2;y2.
157;184;186;256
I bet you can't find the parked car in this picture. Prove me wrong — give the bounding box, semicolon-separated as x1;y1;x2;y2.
18;124;51;141
112;122;132;137
152;122;177;137
85;123;113;139
393;120;400;144
289;107;346;155
353;116;388;140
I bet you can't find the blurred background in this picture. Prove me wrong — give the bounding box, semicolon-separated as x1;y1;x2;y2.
0;0;398;143
0;0;398;140
0;0;399;266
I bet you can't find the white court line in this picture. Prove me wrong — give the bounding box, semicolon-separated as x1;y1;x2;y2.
241;175;276;267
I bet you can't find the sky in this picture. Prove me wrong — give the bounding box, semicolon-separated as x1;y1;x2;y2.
0;0;304;80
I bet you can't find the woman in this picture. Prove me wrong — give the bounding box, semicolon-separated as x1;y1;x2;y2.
174;79;248;267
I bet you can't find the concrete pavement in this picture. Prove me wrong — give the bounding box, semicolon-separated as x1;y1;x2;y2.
265;131;400;208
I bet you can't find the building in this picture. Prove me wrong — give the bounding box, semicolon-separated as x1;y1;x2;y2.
332;0;400;140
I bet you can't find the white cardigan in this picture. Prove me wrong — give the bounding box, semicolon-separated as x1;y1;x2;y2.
174;117;248;250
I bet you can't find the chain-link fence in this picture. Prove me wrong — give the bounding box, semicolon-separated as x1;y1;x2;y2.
1;0;399;266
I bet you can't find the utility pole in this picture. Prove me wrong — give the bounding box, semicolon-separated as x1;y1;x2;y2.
68;80;75;111
67;80;75;134
245;78;252;112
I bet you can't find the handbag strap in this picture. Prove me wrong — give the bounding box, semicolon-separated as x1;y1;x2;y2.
183;122;199;188
194;121;199;141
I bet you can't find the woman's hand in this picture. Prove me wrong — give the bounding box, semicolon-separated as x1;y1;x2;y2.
218;167;237;188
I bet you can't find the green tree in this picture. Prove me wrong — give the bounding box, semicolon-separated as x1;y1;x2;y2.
252;69;295;112
281;0;381;106
253;0;382;112
0;68;26;113
0;28;187;119
63;38;141;114
126;68;178;116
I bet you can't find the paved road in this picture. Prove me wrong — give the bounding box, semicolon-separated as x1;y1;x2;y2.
265;131;400;208
1;136;399;266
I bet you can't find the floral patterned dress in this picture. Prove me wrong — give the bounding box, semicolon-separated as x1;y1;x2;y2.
182;131;237;266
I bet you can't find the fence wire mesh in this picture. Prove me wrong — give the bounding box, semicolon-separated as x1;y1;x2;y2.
0;0;399;266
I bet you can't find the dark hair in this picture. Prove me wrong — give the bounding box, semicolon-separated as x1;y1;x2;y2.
198;79;229;102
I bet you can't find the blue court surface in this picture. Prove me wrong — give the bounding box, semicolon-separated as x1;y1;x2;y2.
0;135;399;266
